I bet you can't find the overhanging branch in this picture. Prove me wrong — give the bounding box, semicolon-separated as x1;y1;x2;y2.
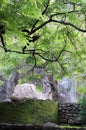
50;19;86;32
31;0;50;32
29;13;86;35
1;1;86;74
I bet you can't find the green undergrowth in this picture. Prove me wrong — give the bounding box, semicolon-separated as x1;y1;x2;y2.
0;100;58;125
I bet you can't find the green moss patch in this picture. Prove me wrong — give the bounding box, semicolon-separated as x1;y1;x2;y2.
0;100;58;125
61;125;86;129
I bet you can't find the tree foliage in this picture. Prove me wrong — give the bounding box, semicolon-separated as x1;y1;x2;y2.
0;0;86;79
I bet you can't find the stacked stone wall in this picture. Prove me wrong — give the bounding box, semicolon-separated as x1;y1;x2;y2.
59;103;81;125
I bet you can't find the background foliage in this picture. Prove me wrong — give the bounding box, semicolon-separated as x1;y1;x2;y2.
0;0;86;81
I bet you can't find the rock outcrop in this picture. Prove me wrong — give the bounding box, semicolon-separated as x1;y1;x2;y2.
11;83;52;101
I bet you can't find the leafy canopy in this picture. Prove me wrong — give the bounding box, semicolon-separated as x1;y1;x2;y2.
0;0;86;79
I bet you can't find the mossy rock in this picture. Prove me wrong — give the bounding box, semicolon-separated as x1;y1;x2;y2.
0;100;58;125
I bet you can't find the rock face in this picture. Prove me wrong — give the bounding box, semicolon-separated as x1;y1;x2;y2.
6;71;19;99
0;89;7;102
11;83;52;101
58;78;77;103
0;75;7;102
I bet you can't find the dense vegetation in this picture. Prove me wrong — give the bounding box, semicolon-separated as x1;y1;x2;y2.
0;0;86;81
0;100;58;124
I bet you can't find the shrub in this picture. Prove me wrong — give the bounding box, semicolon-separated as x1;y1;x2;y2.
79;97;86;124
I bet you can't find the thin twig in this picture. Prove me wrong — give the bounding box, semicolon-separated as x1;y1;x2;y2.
63;0;82;6
42;0;50;15
50;10;80;19
66;26;82;60
57;43;67;59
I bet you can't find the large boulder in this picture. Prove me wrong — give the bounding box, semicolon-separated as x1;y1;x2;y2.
11;83;52;101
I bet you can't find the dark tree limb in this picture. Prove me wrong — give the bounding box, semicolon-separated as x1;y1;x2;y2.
50;10;80;18
23;2;86;37
50;19;86;32
0;35;7;52
32;52;37;71
27;51;37;73
4;47;67;72
57;60;68;74
63;0;82;6
29;15;86;35
42;0;50;15
31;0;50;32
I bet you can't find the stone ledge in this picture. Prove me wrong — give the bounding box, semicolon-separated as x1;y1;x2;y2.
0;123;86;130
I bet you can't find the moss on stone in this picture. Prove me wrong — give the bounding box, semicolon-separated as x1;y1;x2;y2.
61;125;86;129
0;100;58;125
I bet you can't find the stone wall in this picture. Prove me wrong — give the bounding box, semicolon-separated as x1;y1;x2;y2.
0;101;86;126
59;103;82;125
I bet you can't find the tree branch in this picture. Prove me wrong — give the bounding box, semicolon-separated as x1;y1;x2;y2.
50;10;80;18
50;19;86;32
28;53;37;73
31;0;50;32
29;13;86;35
63;0;82;6
57;60;68;74
42;0;50;15
0;35;7;52
30;19;51;34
